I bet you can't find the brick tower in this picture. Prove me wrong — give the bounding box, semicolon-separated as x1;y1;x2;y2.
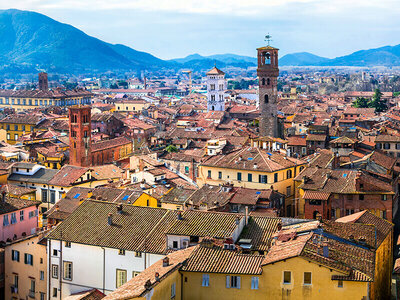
38;72;48;91
257;45;279;137
69;106;92;167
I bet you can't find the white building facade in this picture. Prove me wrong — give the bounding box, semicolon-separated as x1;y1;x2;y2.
206;67;226;112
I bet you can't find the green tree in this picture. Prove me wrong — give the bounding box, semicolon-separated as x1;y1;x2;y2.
370;88;387;113
352;97;369;108
165;145;178;153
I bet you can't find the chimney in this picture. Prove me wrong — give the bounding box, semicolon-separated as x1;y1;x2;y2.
277;222;282;231
253;163;258;169
117;204;123;214
107;213;113;225
235;216;241;225
245;206;249;225
177;211;183;220
55;204;59;211
1;191;5;202
144;279;152;290
155;272;160;282
162;257;169;267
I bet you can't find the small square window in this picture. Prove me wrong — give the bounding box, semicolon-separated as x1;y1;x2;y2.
338;280;343;288
119;249;126;255
304;272;312;285
65;242;71;248
283;271;291;284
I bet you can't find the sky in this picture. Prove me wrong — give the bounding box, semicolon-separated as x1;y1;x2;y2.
1;0;400;60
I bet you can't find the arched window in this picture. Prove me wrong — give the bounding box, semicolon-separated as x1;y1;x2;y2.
267;78;270;85
262;78;265;86
212;105;215;111
264;95;269;103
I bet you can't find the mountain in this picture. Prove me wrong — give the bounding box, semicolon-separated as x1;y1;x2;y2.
170;53;257;69
280;52;329;66
321;45;400;67
0;9;166;73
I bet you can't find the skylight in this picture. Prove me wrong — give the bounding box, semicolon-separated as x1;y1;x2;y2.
122;195;129;201
73;193;81;199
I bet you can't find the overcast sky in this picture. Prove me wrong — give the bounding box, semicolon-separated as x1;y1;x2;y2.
1;0;400;59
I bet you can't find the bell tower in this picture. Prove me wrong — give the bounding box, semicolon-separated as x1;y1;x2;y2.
257;43;279;137
69;106;92;167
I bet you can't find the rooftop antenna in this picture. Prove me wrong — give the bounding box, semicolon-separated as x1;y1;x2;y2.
265;33;272;46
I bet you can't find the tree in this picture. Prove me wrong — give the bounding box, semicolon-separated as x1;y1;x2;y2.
352;97;369;108
165;145;178;153
370;88;387;113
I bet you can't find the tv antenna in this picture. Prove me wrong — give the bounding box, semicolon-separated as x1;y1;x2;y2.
265;33;272;46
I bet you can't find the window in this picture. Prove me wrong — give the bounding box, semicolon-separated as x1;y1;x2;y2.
41;189;48;203
22;125;25;131
259;175;268;183
226;275;241;288
40;292;45;300
63;261;73;280
14;134;18;140
24;253;33;265
29;210;38;219
211;95;215;101
210;84;215;91
20;211;24;221
173;241;178;249
116;269;127;288
13;274;18;289
207;170;211;179
132;271;140;277
248;173;252;182
118;249;125;255
202;274;210;287
286;186;291;196
237;172;242;181
171;282;176;298
14;125;18;131
30;279;35;293
53;288;57;297
274;173;278;183
382;194;387;201
10;212;17;224
3;215;9;226
287;170;292;179
384;143;390;150
283;271;291;284
338;280;343;288
218;171;222;179
251;276;259;289
135;251;142;257
50;190;56;204
65;241;71;248
185;166;189;174
40;270;45;280
264;94;269;103
359;194;364;201
304;272;312;285
53;249;58;256
52;265;58;279
12;250;20;262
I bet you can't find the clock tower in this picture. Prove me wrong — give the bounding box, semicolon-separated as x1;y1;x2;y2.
257;45;279;137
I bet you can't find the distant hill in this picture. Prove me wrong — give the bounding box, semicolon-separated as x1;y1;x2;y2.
0;9;166;74
170;53;257;69
2;9;400;74
280;52;329;66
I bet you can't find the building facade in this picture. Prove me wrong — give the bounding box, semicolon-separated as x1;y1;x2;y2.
206;67;226;112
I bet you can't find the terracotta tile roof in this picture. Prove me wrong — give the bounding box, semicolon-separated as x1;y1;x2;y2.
165;210;243;239
161;187;195;205
0;196;40;215
239;216;280;251
104;247;195;300
201;146;306;173
64;289;105;300
187;185;234;208
0;113;45;125
374;134;400;142
229;188;283;205
47;200;176;254
336;210;393;247
306;134;327;142
287;135;307;146
330;136;357;144
182;244;264;274
0;184;36;197
91;164;124;180
48;165;89;187
303;190;331;201
206;66;225;75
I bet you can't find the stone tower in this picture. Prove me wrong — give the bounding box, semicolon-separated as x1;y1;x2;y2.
206;66;226;111
69;106;92;167
38;72;48;91
257;45;279;137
